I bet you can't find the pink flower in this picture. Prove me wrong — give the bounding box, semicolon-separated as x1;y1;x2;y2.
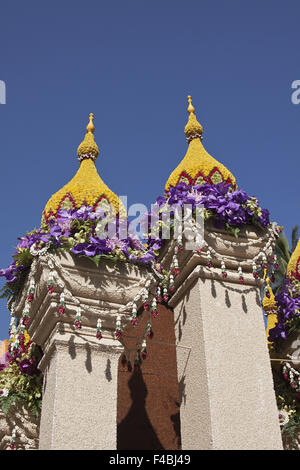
27;293;34;302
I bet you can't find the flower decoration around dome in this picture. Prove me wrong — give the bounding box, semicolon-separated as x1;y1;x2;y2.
42;113;126;225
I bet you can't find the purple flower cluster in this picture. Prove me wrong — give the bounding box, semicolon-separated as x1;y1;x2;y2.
165;182;270;229
0;206;154;287
268;281;300;343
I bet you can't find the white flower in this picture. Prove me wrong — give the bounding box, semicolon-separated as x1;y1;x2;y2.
278;409;289;426
1;388;9;397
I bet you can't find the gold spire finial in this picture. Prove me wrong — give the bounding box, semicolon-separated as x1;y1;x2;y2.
187;95;195;114
77;113;99;161
86;113;95;134
184;95;203;142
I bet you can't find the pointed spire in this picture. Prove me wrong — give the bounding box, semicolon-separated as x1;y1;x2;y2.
77;113;99;161
184;95;203;142
262;270;278;349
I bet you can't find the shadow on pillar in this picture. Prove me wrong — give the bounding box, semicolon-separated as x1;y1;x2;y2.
117;369;163;450
117;303;181;450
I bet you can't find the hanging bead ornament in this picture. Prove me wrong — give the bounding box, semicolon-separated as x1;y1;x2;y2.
177;235;183;252
74;307;82;330
47;271;55;294
252;263;259;279
163;287;168;303
9;427;17;450
21;304;30;327
8;312;16;338
264;285;271;299
151;297;158;317
173;251;179;276
221;260;227;279
261;252;268;270
115;315;122;340
207;249;213;268
238;266;244;284
143;293;149;311
27;280;35;303
146;321;154;339
18;325;26;345
131;303;138;327
58;292;65;316
156;286;162;303
169;274;175;293
141;339;147;360
96;319;103;340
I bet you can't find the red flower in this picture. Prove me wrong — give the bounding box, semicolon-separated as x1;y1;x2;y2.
27;293;34;302
22;315;30;326
96;330;102;340
147;329;154;339
141;350;147;360
75;320;81;330
115;329;122;340
58;305;65;315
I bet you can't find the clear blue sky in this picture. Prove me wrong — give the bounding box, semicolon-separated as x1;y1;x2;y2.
0;0;299;340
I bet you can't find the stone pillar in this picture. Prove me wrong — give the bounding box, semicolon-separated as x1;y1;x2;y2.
160;224;283;450
14;253;151;450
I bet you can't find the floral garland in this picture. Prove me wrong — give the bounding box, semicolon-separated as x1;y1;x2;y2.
0;205;158;305
0;330;43;419
268;279;300;345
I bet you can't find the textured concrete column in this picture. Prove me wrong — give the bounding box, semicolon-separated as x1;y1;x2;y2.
161;223;283;450
14;253;150;450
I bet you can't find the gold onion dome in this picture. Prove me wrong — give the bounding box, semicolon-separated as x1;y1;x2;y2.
42;113;126;224
287;239;300;282
165;96;236;192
